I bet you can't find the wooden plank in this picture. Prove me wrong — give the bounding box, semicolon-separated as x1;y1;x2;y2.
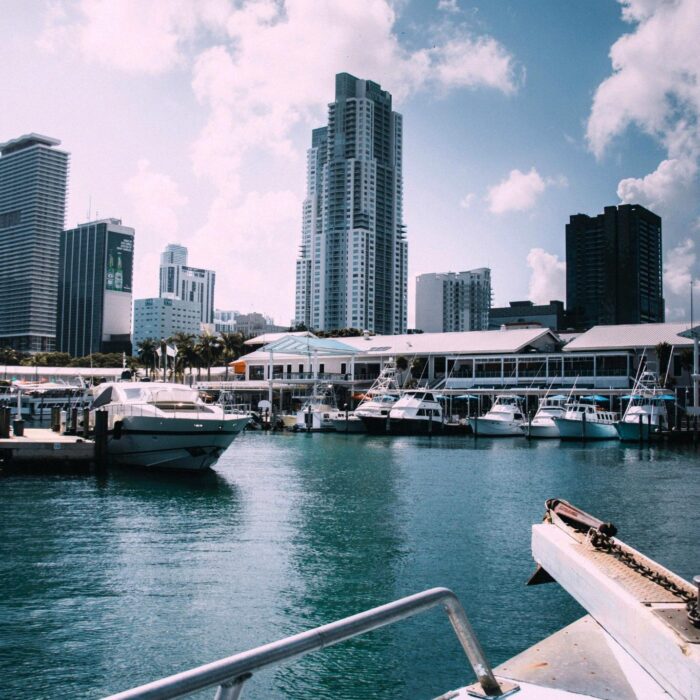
532;523;699;700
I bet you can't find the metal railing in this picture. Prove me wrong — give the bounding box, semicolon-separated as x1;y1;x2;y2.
103;587;516;700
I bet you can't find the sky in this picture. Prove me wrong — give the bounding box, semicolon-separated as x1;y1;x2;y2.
2;0;699;327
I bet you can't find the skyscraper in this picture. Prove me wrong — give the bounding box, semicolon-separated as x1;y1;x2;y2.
566;204;664;328
158;244;216;324
415;269;492;333
56;218;135;356
0;133;69;352
295;73;407;334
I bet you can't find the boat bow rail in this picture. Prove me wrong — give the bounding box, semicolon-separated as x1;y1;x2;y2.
102;587;518;700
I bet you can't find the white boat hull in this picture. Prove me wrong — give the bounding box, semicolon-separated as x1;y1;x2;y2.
106;415;250;471
527;421;560;438
469;417;524;436
295;410;335;431
554;417;618;440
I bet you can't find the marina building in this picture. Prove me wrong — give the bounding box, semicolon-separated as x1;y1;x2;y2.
158;243;215;324
566;204;663;329
132;297;201;355
294;73;407;335
0;133;69;352
236;323;695;394
416;269;491;333
489;300;566;331
57;218;135;357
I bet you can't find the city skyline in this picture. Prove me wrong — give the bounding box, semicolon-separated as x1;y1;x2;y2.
3;1;699;326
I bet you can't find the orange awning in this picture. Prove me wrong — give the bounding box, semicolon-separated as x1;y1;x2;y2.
231;360;247;374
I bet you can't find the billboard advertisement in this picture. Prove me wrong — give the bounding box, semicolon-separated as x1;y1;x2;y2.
105;231;133;293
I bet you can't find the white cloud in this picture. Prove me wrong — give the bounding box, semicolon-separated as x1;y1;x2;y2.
486;167;565;214
617;157;698;208
123;160;188;297
664;237;699;297
459;192;475;209
526;248;566;304
587;0;700;207
36;0;228;73
438;0;459;12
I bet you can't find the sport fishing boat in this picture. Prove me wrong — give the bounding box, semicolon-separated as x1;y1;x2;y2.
90;382;250;471
469;394;526;436
553;400;618;440
616;371;669;441
360;390;445;435
332;360;402;433
295;383;337;431
525;395;566;438
106;497;700;700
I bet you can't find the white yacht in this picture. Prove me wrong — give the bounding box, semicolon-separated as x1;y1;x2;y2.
90;382;250;471
332;361;401;433
616;371;669;441
295;383;337;431
360;390;444;435
526;395;566;438
469;394;526;436
553;401;618;440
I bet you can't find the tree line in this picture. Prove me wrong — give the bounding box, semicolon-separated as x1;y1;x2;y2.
137;331;247;381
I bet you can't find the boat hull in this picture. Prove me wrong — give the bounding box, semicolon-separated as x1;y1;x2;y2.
360;415;452;436
616;420;655;441
526;421;560;438
106;415;250;471
331;416;367;433
554;417;618;440
469;417;524;436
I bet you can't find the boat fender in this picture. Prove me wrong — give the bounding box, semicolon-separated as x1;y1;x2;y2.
113;420;123;439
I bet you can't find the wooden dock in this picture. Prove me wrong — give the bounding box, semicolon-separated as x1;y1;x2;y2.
0;428;98;472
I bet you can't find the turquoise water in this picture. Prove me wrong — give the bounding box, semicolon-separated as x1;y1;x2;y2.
0;434;698;699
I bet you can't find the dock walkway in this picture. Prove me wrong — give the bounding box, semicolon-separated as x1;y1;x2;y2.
0;428;97;471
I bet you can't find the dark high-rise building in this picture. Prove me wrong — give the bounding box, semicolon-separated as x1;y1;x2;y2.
566;204;663;328
0;133;69;352
295;73;407;334
57;218;135;357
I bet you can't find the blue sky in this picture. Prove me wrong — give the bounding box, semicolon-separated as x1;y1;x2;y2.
2;0;698;326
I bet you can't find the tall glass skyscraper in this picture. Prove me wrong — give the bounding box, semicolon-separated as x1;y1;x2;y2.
295;73;407;334
0;134;69;352
57;218;135;357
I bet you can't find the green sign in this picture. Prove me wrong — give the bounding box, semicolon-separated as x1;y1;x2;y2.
105;231;133;293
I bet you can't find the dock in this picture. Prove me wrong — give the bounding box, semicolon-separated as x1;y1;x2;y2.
0;413;108;472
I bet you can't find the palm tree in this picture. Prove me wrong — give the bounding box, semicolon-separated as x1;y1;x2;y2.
170;332;197;382
137;338;158;378
219;332;245;380
655;341;673;386
196;332;222;382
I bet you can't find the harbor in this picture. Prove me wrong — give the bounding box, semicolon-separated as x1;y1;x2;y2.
0;432;697;699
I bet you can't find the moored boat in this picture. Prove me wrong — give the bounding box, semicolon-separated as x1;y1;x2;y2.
469;394;526;436
616;371;670;441
553;401;618;439
90;382;250;471
361;390;445;435
295;383;337;431
526;395;566;438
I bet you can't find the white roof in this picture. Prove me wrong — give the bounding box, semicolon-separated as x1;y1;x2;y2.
563;323;694;352
243;327;557;361
244;331;316;346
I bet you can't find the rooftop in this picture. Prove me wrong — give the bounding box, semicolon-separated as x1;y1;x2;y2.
563;323;694;352
0;133;62;156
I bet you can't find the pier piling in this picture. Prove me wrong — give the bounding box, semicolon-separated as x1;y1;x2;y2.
94;411;108;473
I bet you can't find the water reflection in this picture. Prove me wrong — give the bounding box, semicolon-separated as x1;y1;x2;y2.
276;433;408;699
